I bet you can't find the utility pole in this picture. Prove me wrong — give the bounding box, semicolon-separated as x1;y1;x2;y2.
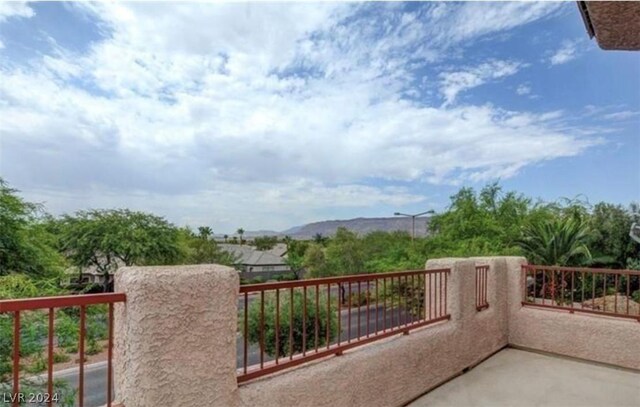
393;210;435;241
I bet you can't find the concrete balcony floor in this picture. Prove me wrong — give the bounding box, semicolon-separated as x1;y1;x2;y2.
409;348;639;407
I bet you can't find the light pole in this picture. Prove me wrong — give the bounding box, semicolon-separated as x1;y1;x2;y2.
394;210;435;241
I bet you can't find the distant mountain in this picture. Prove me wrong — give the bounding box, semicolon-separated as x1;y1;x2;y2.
238;217;432;240
287;217;431;239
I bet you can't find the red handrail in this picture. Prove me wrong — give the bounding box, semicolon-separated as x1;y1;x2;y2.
522;265;640;321
237;269;450;383
0;293;126;407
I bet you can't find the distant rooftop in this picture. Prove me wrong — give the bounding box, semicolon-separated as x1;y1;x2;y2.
219;244;287;266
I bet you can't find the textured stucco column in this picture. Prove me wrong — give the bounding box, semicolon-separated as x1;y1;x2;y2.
426;258;474;325
114;265;240;407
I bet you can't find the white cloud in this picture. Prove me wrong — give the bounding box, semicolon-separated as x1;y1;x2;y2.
0;2;601;230
431;2;565;44
0;1;34;22
602;111;639;121
550;40;579;65
439;60;525;105
516;84;532;95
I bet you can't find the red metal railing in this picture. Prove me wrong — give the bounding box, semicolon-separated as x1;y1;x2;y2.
237;269;450;383
522;265;640;321
475;265;489;311
0;293;126;407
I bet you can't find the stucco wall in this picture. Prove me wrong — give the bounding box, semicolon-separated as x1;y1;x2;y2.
238;258;510;407
505;257;640;370
113;265;240;407
113;257;640;407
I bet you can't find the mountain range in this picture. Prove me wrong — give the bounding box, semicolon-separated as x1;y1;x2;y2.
233;217;432;240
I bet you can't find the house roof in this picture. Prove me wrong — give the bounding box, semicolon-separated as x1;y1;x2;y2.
578;1;640;50
266;243;288;258
219;244;288;266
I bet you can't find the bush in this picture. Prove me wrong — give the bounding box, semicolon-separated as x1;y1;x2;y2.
245;290;338;358
275;273;297;281
25;353;47;374
56;312;79;349
53;352;70;364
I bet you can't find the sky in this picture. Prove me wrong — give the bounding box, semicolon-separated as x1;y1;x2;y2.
0;1;638;233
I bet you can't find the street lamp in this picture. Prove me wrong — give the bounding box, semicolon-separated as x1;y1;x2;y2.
394;210;435;241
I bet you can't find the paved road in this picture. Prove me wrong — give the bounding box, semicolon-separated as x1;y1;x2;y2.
55;301;414;406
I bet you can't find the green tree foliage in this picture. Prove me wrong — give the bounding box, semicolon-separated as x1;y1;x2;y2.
285;240;309;279
587;203;640;268
236;228;245;245
517;216;592;266
176;227;237;266
0;178;66;278
302;243;329;278
59;209;182;291
325;228;365;276
428;183;532;255
245;290;338;357
253;235;278;251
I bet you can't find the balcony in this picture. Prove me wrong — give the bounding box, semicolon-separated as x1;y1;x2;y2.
1;257;638;407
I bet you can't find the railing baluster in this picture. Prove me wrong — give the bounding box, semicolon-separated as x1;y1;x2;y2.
348;282;352;342
326;283;330;349
108;303;114;407
383;278;387;332
626;275;630;315
375;279;379;332
48;307;54;406
302;287;307;356
366;280;370;337
79;305;86;407
275;289;280;364
12;310;20;407
243;293;248;374
315;285;319;352
337;283;341;347
357;281;361;339
614;274;618;313
290;287;294;360
260;291;264;369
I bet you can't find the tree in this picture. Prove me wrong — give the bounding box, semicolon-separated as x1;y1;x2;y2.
428;183;531;253
60;209;181;291
303;243;329;278
177;228;238;267
313;233;328;246
325;228;365;276
587;203;640;268
237;228;245;245
0;178;65;278
517;216;592;266
254;235;278;251
197;226;213;240
285;240;309;279
223;234;229;243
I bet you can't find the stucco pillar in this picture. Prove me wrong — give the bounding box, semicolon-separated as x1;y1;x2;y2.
113;265;240;407
504;257;528;320
425;258;475;324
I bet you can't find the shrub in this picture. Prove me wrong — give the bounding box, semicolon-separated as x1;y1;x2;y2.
53;352;70;364
245;290;338;358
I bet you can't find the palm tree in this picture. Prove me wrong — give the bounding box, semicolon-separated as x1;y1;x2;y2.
223;234;228;243
237;228;245;245
517;216;592;266
198;226;213;240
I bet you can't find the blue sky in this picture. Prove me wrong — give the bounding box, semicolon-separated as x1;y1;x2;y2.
0;2;638;232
